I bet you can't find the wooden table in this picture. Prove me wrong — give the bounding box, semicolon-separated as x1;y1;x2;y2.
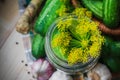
0;1;36;79
0;29;36;80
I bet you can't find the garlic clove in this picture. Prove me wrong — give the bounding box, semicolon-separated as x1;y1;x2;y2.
31;58;55;80
31;59;44;74
49;70;73;80
87;63;112;80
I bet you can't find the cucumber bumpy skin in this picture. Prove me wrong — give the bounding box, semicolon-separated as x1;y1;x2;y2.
81;0;103;20
103;57;120;72
34;0;65;36
32;34;45;59
101;36;120;72
102;36;120;57
103;0;120;28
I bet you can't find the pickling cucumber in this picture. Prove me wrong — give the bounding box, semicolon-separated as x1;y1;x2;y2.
32;34;45;59
34;0;68;36
81;0;103;19
103;57;120;72
101;36;120;72
103;0;120;28
102;36;120;57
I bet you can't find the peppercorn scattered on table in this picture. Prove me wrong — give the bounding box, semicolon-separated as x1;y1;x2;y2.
0;29;37;80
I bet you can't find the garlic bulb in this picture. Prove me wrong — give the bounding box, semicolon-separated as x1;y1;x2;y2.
87;63;112;80
49;70;73;80
31;59;54;80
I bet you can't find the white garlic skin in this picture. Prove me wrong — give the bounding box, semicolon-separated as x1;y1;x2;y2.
87;63;112;80
49;70;73;80
31;59;44;74
31;59;54;80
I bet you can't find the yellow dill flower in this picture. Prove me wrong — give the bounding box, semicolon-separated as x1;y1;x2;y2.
81;39;89;49
72;8;92;19
68;48;89;64
52;31;72;48
73;8;86;17
60;47;68;56
68;48;83;65
67;17;104;64
60;32;72;47
57;18;72;31
99;36;105;45
81;55;88;63
76;25;89;37
52;33;61;47
89;21;99;31
52;7;104;65
90;35;98;42
89;42;101;58
56;5;67;16
74;19;91;40
85;11;92;19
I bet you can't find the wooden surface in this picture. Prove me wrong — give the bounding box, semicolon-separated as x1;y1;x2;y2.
0;29;36;80
0;0;19;48
0;1;35;79
0;1;36;80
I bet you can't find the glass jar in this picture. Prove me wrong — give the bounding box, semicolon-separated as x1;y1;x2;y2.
45;16;99;75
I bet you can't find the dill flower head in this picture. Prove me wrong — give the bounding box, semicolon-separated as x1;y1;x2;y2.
72;8;92;19
52;32;72;48
56;5;67;16
81;39;89;49
68;48;89;65
68;48;83;65
68;18;104;64
51;31;72;56
57;17;72;32
51;8;104;65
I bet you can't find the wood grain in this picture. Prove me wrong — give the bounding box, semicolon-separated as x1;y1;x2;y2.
0;29;36;80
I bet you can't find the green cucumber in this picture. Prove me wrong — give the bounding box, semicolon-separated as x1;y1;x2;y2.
103;57;120;72
32;34;45;59
103;0;120;28
102;36;120;57
81;0;103;19
34;0;67;36
101;36;120;72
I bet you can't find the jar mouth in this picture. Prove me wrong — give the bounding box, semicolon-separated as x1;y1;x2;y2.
45;16;99;74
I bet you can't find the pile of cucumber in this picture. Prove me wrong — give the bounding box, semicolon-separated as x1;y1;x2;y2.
82;0;120;28
101;36;120;72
